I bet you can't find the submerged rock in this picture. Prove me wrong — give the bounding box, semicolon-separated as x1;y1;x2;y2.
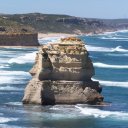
22;37;104;105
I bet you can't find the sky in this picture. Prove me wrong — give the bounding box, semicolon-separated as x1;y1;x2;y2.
0;0;128;19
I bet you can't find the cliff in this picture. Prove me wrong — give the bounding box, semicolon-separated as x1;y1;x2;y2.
0;33;39;46
2;13;128;34
22;37;104;105
0;16;39;46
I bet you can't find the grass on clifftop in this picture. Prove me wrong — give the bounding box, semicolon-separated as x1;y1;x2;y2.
1;13;128;34
0;16;35;34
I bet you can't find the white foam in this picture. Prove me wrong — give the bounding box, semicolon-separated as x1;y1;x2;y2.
50;107;60;110
0;71;31;84
97;29;128;36
92;78;128;88
100;36;128;40
0;58;11;64
0;117;18;123
0;124;24;128
86;45;111;52
111;46;128;52
8;51;37;64
0;79;29;85
0;86;23;90
75;106;128;119
0;76;15;84
0;76;28;84
0;51;22;61
0;50;17;54
96;30;128;41
97;32;116;36
93;62;128;69
107;53;128;57
86;45;128;53
117;29;128;33
0;65;10;69
5;102;22;106
0;71;30;76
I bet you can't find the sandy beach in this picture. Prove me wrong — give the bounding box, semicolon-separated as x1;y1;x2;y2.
0;33;77;48
38;33;77;39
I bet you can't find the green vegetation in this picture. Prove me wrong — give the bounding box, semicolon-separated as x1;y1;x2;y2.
0;16;34;34
0;13;128;34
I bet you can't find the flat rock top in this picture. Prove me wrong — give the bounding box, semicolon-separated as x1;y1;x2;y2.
41;37;87;55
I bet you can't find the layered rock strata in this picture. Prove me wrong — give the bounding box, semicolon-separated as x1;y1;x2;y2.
0;33;39;46
22;37;103;105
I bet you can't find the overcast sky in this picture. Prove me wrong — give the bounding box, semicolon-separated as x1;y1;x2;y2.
0;0;128;19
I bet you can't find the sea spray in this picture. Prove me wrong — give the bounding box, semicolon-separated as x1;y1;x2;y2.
75;105;128;120
8;51;37;64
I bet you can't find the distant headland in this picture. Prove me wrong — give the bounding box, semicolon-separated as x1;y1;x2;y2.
1;13;128;46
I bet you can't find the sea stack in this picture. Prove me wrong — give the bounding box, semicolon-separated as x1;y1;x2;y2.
22;37;103;105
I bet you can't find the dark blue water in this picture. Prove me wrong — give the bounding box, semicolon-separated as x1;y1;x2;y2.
0;31;128;128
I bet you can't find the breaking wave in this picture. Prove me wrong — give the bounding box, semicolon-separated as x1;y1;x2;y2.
0;117;18;123
97;30;128;36
0;71;31;84
86;45;110;52
0;65;10;69
0;86;23;91
8;51;37;64
95;30;128;41
86;45;128;52
92;78;128;88
75;105;128;120
111;46;128;52
93;62;128;69
0;71;30;76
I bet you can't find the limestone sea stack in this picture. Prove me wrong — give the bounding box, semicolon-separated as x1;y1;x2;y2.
22;37;104;105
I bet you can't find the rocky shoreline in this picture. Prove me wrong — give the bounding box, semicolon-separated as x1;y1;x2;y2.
22;37;104;105
0;33;39;46
38;28;126;39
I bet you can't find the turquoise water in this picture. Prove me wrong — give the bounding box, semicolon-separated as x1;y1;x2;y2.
0;30;128;128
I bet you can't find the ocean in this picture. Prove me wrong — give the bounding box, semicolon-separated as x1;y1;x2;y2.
0;30;128;128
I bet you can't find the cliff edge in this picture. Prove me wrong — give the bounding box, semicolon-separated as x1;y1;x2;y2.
22;37;103;105
0;33;39;46
0;17;39;46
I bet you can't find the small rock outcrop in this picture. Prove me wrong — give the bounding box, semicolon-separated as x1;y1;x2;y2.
22;37;103;105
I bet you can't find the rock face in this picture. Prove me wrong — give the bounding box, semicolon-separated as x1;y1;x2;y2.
0;33;39;46
22;37;103;105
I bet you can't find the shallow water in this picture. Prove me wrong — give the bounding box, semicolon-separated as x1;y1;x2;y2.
0;30;128;128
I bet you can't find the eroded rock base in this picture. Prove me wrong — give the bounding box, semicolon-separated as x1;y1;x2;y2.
22;78;103;105
22;37;104;105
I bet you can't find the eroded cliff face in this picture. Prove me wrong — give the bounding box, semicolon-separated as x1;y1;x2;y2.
22;37;103;105
0;33;39;46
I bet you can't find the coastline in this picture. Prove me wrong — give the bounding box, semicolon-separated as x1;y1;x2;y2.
1;29;128;48
38;33;78;39
38;29;128;39
0;33;77;48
